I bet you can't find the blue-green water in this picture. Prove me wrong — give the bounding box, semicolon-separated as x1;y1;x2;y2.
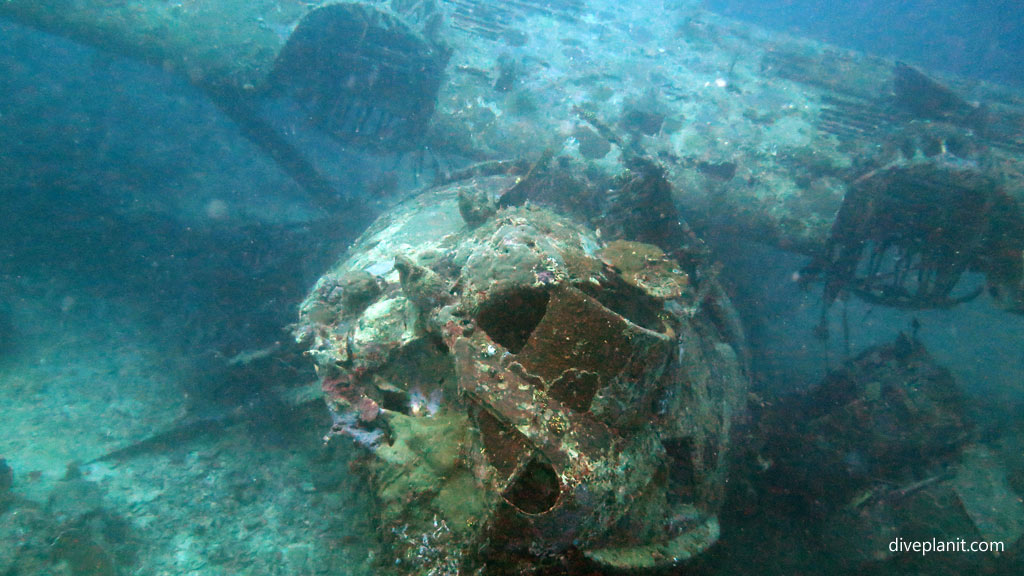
705;0;1024;86
1;2;1022;574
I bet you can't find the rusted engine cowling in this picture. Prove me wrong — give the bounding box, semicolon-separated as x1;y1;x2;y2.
295;172;748;573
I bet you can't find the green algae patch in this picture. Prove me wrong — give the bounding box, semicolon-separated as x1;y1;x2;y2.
435;470;492;535
373;412;492;534
376;412;464;477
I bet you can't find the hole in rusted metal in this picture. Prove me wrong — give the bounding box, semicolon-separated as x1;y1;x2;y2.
476;288;549;353
503;457;560;514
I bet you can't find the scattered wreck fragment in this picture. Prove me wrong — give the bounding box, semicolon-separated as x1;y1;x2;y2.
772;61;1024;316
294;155;749;573
270;3;449;150
0;1;449;199
892;62;989;130
0;1;446;148
730;335;1023;571
755;335;969;507
800;157;1024;336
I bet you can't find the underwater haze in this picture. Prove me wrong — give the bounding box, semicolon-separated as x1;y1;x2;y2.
705;0;1024;86
1;1;1023;575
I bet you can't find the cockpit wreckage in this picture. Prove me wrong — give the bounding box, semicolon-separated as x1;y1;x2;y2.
293;151;750;574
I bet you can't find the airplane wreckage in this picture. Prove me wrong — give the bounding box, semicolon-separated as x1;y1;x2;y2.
3;1;1023;574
